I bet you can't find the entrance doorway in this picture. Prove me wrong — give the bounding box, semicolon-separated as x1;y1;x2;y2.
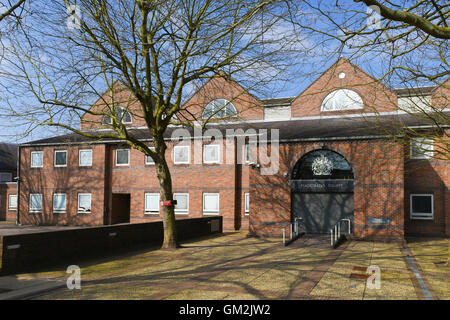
111;193;131;224
291;149;354;234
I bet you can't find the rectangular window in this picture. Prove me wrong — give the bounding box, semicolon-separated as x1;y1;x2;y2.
145;147;156;165
54;150;67;167
410;194;433;220
78;193;92;213
31;151;43;168
244;193;249;215
79;149;93;167
29;194;43;213
203;193;219;215
0;172;12;182
145;193;160;214
203;145;220;164
173;145;190;164
116;149;130;166
410;138;433;159
245;144;250;163
173;193;189;214
53;193;67;213
8;195;17;210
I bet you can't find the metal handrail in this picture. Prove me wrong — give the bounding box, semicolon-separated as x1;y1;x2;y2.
282;217;302;246
330;219;352;247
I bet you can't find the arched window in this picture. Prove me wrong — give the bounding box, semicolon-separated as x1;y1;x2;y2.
321;89;363;111
101;106;132;125
202;99;237;119
292;150;353;180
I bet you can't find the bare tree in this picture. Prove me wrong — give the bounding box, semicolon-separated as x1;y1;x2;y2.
0;0;26;22
0;0;299;248
282;0;449;159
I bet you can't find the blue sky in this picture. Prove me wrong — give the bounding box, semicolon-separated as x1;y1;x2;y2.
0;0;446;144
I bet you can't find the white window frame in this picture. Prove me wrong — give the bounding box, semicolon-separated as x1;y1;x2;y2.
173;145;190;164
31;151;44;168
78;193;92;214
8;194;17;210
116;106;133;124
244;193;249;215
244;144;250;163
144;193;160;214
54;150;68;167
0;172;12;183
203;144;220;164
410;138;434;159
79;149;93;167
173;193;189;215
410;194;434;220
53;193;67;213
115;149;130;166
145;147;156;165
203;193;220;215
29;193;43;213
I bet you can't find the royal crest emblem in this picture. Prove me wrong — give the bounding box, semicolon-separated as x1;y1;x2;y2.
311;155;333;176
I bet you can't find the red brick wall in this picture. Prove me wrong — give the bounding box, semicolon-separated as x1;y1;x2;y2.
291;57;397;118
19;144;107;225
405;131;450;236
180;76;264;122
18;140;250;231
80;81;147;130
0;182;17;221
249;139;405;240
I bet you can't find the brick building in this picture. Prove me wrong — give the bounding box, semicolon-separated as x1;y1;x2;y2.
0;143;18;222
13;58;450;239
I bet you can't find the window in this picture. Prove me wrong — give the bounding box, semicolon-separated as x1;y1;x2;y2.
116;149;130;166
8;195;17;210
0;172;12;182
102;107;132;125
31;151;43;168
78;193;92;213
410;138;433;159
54;150;67;167
244;144;250;163
145;147;156;165
145;193;160;214
321;89;364;111
203;193;219;215
410;194;433;220
202;99;237;119
116;106;132;124
29;194;43;213
53;194;66;213
173;145;190;164
203;144;220;164
173;193;189;214
244;193;249;215
79;149;93;167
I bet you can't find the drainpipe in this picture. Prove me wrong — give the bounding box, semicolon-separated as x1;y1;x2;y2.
16;144;21;225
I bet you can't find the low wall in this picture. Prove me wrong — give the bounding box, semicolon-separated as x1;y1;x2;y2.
1;216;222;274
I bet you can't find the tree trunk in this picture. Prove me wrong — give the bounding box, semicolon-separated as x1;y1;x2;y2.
154;138;178;249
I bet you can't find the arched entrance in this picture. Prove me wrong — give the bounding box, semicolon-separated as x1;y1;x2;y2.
291;149;354;234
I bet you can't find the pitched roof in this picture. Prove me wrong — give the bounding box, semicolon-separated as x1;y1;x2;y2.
21;111;450;146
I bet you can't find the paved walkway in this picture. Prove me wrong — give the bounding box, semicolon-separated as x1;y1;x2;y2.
0;232;448;300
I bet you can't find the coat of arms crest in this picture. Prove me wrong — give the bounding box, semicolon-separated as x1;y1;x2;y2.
311;155;333;176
